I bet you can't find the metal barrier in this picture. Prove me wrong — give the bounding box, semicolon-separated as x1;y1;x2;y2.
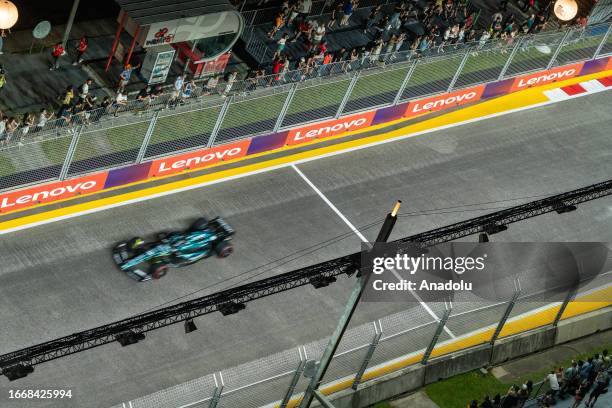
108;280;612;408
1;22;611;193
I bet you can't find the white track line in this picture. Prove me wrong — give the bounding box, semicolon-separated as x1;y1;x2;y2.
292;164;456;339
2;87;610;236
292;164;368;242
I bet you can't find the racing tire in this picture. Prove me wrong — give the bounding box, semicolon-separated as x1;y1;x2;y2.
150;262;169;279
189;217;209;231
215;241;233;258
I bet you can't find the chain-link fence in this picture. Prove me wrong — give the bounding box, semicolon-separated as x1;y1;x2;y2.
108;278;611;408
1;22;611;193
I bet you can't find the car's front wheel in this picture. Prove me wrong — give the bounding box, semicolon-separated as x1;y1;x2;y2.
215;241;233;258
150;262;169;279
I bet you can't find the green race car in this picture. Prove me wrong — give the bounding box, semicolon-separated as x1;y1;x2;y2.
112;217;235;281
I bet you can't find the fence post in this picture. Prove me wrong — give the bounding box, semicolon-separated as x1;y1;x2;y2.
274;83;299;132
280;347;307;408
393;58;418;105
447;48;472;93
59;125;83;180
352;321;382;390
207;96;233;148
335;72;360;118
135;112;159;163
552;287;577;327
546;29;573;70
490;282;521;346
209;373;224;408
498;37;524;80
421;302;452;365
593;23;612;59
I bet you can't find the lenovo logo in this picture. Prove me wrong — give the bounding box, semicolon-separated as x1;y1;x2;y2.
286;112;375;145
0;173;108;212
405;86;485;117
148;140;251;177
511;63;583;91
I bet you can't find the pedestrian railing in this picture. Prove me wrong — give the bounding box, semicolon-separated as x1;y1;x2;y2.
107;276;612;408
0;21;611;193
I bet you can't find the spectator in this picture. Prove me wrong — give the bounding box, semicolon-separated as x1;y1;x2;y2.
501;385;518;408
169;74;184;106
82;94;97;122
0;116;6;146
5;117;18;143
292;18;312;43
119;64;134;88
468;399;478;408
0;65;5;92
78;78;93;101
311;20;326;52
572;381;590;408
274;33;289;59
149;84;164;102
581;358;593;381
0;30;5;55
20;112;35;141
35;108;52;132
288;1;301;26
112;88;128;116
268;10;286;39
328;0;343;28
223;70;238;96
585;369;610;407
362;5;382;34
203;74;219;95
480;395;493;408
50;42;65;71
72;35;88;65
602;350;610;369
546;370;560;398
181;77;196;101
340;0;354;27
100;96;112;112
137;86;151;108
59;86;75;111
272;56;284;83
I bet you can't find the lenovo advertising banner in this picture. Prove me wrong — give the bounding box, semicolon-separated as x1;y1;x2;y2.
404;85;486;118
285;112;376;146
0;173;108;213
147;139;252;178
510;63;584;92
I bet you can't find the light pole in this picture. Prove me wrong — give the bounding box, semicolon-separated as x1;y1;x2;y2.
300;201;402;408
61;0;81;50
0;0;18;54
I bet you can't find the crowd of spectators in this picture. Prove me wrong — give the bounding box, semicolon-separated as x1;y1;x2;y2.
466;350;611;408
0;0;588;149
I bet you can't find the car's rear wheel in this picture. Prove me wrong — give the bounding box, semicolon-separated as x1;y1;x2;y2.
189;217;209;231
215;241;233;258
150;262;169;279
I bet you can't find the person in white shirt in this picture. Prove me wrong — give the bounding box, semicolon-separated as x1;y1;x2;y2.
546;371;560;396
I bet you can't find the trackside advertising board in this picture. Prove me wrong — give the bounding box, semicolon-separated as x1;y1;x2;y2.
147;140;252;178
403;85;486;118
285;112;376;145
0;57;609;215
510;63;584;92
0;173;108;213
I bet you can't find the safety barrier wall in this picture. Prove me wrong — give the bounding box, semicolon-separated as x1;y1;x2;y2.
1;51;611;216
108;282;612;408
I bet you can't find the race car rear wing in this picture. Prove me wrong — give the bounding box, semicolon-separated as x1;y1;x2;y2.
210;217;235;237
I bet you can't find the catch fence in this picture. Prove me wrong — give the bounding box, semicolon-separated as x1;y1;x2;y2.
0;22;611;193
108;275;612;408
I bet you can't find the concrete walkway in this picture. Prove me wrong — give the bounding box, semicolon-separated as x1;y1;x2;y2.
390;391;441;408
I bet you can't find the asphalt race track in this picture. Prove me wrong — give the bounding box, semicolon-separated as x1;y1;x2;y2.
0;92;611;408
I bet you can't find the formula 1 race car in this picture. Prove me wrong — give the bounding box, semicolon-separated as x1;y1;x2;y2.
112;217;235;281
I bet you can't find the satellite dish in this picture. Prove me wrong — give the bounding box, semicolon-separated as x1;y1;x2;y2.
32;21;51;40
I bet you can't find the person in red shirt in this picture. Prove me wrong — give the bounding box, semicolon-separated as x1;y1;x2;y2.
272;56;283;83
73;36;88;65
50;42;65;71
